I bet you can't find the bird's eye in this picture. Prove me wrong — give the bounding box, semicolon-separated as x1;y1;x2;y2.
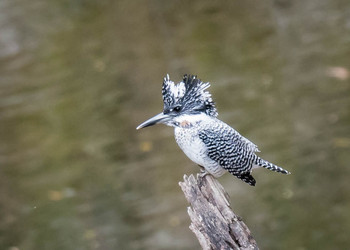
173;106;181;112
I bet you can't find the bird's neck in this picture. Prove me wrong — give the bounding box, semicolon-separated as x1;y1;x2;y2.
173;113;210;128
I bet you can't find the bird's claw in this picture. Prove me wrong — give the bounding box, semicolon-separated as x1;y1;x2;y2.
198;166;210;178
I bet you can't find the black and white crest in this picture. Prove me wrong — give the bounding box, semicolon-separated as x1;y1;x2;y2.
161;74;218;117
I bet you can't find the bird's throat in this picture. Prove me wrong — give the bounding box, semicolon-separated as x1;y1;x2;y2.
180;120;192;128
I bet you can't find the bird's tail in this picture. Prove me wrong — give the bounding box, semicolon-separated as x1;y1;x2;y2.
256;158;290;175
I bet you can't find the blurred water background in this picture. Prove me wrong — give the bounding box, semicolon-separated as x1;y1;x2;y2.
1;0;350;249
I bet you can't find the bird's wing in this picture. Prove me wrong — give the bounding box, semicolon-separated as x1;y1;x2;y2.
241;136;260;152
198;122;258;172
203;119;260;152
199;124;258;186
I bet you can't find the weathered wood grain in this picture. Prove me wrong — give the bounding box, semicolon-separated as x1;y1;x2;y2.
179;174;259;250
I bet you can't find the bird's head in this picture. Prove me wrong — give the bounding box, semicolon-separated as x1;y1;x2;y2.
137;74;217;129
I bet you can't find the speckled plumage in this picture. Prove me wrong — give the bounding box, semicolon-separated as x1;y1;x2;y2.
137;74;290;186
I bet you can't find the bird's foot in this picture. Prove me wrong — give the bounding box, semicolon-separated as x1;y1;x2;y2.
198;166;210;178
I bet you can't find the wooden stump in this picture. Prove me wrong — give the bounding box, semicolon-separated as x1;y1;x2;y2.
179;174;259;250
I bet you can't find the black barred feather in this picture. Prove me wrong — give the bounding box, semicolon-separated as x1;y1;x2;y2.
257;158;290;174
236;173;256;186
198;119;289;185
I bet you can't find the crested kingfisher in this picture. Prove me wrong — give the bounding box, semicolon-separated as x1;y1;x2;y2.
137;74;290;186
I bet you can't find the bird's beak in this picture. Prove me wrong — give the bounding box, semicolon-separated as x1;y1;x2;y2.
136;112;171;130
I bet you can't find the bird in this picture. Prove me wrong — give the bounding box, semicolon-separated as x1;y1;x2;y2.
136;74;290;186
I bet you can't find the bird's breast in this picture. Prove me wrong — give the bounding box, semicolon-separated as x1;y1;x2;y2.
174;126;226;177
174;127;206;163
174;126;216;165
